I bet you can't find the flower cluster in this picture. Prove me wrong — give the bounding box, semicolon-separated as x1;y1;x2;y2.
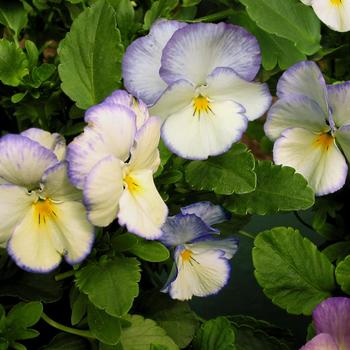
122;20;272;160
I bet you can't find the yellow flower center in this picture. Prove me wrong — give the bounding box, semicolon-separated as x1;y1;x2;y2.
33;198;56;225
193;95;212;116
313;133;334;151
124;174;141;193
330;0;342;5
181;249;193;262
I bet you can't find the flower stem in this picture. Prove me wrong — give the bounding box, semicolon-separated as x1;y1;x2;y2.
238;230;256;240
41;312;95;340
187;9;235;23
294;211;314;231
55;270;75;281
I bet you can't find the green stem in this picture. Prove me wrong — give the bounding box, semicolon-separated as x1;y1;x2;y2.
238;230;256;240
294;211;314;231
55;270;75;281
41;313;95;340
187;9;235;23
143;263;163;287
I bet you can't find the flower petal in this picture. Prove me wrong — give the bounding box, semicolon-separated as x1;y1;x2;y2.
118;169;168;239
203;67;272;121
0;184;34;245
160;22;261;85
84;155;123;227
160;213;214;247
335;125;350;163
265;96;327;140
167;245;231;300
277;61;328;114
180;201;230;226
313;297;350;349
122;20;187;105
312;0;350;32
273;127;348;195
21;128;66;161
161;99;247;160
128;116;161;172
300;334;338;350
42;162;82;202
0;134;57;187
327;82;350;127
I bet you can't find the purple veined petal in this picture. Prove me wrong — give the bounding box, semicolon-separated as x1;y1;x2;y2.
159;213;215;247
276;61;329;115
273;127;348;196
313;297;350;349
122;19;187;105
327;82;350;127
335;124;350;163
0;134;58;188
159;22;261;86
265;95;327;140
180;201;231;226
299;333;338;350
203;66;272;121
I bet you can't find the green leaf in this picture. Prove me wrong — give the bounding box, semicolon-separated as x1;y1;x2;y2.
58;0;124;109
193;317;235;350
119;315;178;350
6;302;43;328
225;161;314;215
0;39;28;86
70;291;88;326
108;0;135;39
143;0;178;30
335;255;350;295
32;64;55;85
185;143;256;195
232;12;305;71
111;233;138;252
323;242;350;263
25;40;39;70
130;240;169;262
75;257;141;317
253;227;336;315
41;333;89;350
88;303;121;345
0;2;28;38
238;0;320;55
11;92;27;104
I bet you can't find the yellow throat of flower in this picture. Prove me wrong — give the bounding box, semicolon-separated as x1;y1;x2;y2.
313;133;334;151
193;95;212;116
330;0;342;5
181;249;193;262
124;174;141;193
33;198;57;225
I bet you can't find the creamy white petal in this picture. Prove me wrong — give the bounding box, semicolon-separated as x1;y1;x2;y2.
203;67;272;121
118;169;168;239
84;155;124;227
265;96;327;140
122;20;187;105
168;246;231;300
161;100;247;160
300;0;312;4
327;82;350;127
335;125;350;162
128;117;161;172
312;0;350;32
21;128;66;161
0;185;35;245
274;128;348;195
0;134;57;188
277;61;329;114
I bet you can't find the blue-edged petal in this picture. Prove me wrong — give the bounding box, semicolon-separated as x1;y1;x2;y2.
265;96;327;140
21;128;66;161
84;155;123;227
180;201;230;226
276;61;329;115
160;213;213;247
122;20;187;105
327;82;350;127
300;334;338;350
313;297;350;349
0;184;35;245
274;127;347;196
335;125;350;163
167;244;231;300
104;90;150;129
161;98;247;160
188;237;239;259
159;22;261;86
118;169;168;240
0;134;57;188
203;67;272;121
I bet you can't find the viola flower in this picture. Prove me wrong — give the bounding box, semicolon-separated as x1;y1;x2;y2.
0;129;94;272
300;0;350;32
300;297;350;349
264;61;350;196
160;202;238;301
122;20;271;160
67;90;168;239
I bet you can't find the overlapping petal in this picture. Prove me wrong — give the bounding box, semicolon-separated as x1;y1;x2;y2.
300;334;338;350
327;82;350;127
335;125;350;163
